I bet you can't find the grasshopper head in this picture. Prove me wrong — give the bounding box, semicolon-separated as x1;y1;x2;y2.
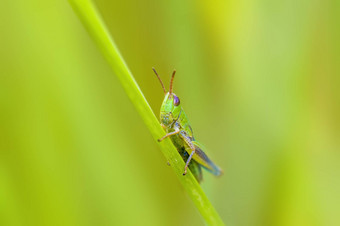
152;68;181;128
160;92;181;128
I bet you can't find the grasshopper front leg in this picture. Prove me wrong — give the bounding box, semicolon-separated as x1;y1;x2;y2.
158;126;196;176
157;127;180;142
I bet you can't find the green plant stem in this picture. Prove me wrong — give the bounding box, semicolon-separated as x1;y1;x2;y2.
68;0;224;225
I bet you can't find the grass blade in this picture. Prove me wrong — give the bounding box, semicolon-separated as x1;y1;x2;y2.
68;0;224;224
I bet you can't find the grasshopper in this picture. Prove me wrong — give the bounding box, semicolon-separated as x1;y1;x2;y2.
153;68;223;183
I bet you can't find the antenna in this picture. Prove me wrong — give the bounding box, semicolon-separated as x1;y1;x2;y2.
169;70;176;94
152;67;166;94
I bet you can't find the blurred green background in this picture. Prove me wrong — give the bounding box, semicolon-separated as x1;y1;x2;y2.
0;0;339;225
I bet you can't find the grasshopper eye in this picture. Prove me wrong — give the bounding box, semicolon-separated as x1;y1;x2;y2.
173;95;180;106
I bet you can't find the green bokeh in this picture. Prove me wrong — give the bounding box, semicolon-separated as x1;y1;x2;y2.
0;0;339;225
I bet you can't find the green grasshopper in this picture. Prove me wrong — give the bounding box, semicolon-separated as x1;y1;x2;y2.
153;68;223;183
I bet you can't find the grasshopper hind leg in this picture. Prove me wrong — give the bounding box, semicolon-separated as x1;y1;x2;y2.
183;150;195;175
179;147;203;183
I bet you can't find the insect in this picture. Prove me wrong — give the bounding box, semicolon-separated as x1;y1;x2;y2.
153;68;223;183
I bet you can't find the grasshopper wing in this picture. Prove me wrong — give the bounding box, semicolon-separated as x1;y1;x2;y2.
191;141;223;176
